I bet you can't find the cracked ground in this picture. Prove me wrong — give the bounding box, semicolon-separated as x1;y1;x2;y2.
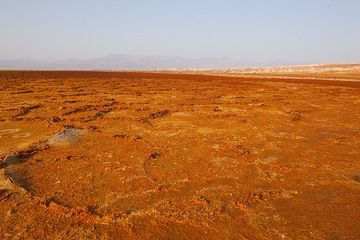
0;71;360;239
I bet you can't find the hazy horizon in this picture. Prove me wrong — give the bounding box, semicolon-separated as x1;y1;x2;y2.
1;0;360;67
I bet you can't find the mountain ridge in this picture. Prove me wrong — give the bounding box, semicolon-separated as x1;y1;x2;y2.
0;54;242;70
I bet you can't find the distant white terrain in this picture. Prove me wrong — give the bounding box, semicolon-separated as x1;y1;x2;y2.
1;54;358;72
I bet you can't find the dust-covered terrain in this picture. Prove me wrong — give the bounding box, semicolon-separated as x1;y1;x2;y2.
172;63;360;81
0;70;360;239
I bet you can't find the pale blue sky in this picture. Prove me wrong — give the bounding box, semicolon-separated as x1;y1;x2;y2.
1;0;359;65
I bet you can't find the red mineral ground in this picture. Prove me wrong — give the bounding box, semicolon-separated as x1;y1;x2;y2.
0;69;360;239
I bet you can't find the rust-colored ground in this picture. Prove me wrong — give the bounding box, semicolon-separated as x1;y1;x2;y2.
0;71;360;239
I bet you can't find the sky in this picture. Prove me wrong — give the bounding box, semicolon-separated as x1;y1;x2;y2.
1;0;359;65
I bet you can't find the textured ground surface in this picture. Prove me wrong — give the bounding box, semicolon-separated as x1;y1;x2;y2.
0;71;360;239
186;63;360;81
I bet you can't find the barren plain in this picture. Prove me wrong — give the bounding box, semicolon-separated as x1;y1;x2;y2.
0;70;360;239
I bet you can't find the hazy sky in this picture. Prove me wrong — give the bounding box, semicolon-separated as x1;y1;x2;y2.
1;0;359;64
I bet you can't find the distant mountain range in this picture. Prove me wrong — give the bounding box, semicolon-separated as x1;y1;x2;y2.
0;54;313;70
0;54;248;70
3;54;354;70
